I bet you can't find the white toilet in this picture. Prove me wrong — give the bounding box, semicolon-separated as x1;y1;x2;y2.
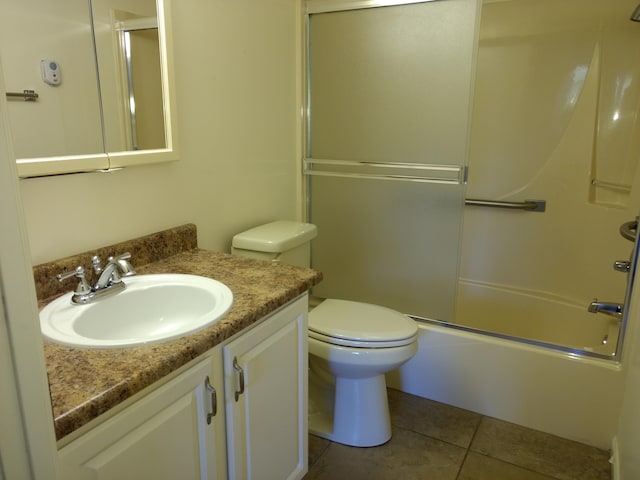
231;220;418;447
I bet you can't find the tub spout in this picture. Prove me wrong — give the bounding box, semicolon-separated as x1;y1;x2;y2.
588;299;623;318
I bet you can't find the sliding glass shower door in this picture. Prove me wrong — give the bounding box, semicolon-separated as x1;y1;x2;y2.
306;0;480;321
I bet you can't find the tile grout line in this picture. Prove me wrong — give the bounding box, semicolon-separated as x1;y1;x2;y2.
309;437;331;468
453;414;485;479
307;390;611;480
463;416;576;480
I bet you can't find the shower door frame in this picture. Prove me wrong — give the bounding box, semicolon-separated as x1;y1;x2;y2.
303;0;478;321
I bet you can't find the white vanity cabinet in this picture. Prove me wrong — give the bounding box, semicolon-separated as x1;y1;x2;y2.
224;295;308;480
57;355;228;480
57;294;308;480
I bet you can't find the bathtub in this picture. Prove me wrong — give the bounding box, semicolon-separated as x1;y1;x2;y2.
454;279;621;357
385;281;626;449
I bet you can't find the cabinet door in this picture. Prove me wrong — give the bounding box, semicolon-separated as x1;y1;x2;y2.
58;355;227;480
224;295;308;480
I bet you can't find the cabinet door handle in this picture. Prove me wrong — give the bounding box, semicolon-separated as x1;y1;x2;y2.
204;376;217;424
233;356;245;401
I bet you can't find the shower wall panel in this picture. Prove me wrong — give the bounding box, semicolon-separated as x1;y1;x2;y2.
460;0;640;307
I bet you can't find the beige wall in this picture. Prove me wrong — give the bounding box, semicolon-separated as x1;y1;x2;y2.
18;0;303;264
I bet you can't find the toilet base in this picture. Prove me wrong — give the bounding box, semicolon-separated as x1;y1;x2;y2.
309;371;392;447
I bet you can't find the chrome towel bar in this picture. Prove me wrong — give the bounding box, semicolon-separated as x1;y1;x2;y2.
465;198;546;212
303;158;466;185
5;90;38;101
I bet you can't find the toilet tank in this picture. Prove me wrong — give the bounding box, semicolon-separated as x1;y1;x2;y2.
231;221;318;268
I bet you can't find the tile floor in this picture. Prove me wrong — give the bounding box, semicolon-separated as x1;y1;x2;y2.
305;388;611;480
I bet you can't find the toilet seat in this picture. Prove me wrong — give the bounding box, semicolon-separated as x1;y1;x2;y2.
308;299;418;348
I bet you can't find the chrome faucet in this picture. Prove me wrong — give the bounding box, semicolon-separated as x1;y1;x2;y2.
588;299;623;319
58;252;136;304
92;253;136;289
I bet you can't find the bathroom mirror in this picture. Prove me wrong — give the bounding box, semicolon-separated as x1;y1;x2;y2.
1;0;177;177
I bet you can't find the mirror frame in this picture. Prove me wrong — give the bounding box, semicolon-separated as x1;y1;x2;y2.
15;0;178;178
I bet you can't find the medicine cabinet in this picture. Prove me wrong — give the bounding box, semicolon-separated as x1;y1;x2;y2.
0;0;178;177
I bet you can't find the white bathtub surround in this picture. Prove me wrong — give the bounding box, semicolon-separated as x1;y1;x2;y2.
386;323;624;450
455;279;619;356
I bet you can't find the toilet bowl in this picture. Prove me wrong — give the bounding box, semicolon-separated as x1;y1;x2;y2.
308;298;418;447
231;221;419;447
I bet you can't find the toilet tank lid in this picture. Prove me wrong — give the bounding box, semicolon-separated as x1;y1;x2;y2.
232;221;318;253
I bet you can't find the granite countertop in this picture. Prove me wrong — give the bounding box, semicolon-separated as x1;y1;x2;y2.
37;226;322;441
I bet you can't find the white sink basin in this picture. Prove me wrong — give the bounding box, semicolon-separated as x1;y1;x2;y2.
40;274;233;348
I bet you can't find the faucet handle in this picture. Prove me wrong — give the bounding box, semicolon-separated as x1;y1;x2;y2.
112;252;131;262
614;260;631;273
57;266;92;295
91;255;102;274
110;252;136;277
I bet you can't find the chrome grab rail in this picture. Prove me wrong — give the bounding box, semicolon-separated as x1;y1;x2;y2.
464;198;546;212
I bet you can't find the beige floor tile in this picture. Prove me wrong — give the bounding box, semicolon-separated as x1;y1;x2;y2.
470;417;611;480
388;387;482;448
304;428;466;480
309;434;331;466
459;452;558;480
